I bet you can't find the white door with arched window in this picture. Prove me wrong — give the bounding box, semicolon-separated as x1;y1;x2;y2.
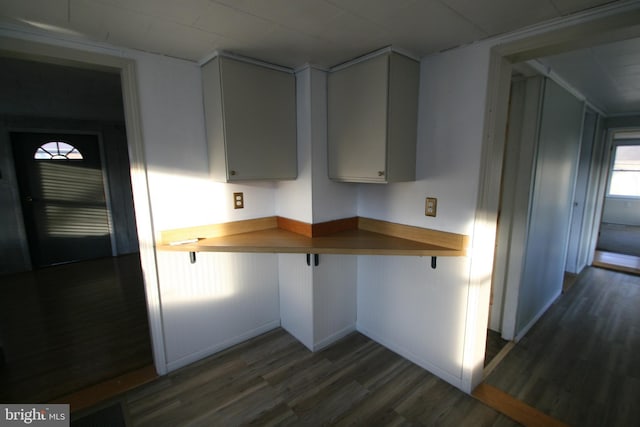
11;132;113;268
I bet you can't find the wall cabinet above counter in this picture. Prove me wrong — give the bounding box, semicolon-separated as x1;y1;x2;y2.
201;54;297;182
328;50;420;183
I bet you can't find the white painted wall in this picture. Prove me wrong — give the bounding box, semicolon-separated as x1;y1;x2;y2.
313;254;357;348
132;51;282;372
358;255;471;385
602;198;640;226
309;67;358;222
357;44;493;391
275;67;313;222
279;253;314;348
134;53;277;232
515;80;584;338
277;67;357;351
566;108;600;274
158;251;280;370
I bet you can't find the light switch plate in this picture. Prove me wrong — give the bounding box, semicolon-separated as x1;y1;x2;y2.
425;197;437;217
233;192;244;209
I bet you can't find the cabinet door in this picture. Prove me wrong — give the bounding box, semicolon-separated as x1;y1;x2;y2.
219;57;297;181
328;54;389;182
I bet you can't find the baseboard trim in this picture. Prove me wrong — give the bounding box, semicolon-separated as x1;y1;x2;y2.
165;320;281;372
515;289;561;342
356;325;464;391
313;324;356;351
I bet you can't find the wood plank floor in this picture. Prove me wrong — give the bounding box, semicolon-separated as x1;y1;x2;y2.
486;266;640;426
0;254;153;403
103;329;519;427
485;329;510;367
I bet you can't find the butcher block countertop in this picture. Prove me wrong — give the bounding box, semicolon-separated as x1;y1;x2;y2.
157;216;468;257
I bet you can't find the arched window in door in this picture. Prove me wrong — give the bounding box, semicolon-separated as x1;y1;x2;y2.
34;141;84;160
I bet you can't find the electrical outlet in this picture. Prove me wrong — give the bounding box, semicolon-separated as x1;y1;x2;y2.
233;192;244;209
425;197;437;217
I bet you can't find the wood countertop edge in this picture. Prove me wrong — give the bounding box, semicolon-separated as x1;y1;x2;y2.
158;216;468;257
158;244;465;257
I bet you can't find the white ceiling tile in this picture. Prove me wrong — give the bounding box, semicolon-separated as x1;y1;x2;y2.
2;0;640;114
85;0;212;26
325;0;417;26
441;0;559;35
592;37;640;55
612;74;640;90
609;63;640;78
387;0;487;55
70;0;151;45
213;0;344;34
192;2;274;44
549;0;616;15
592;38;640;68
141;21;230;60
540;42;640;114
317;11;393;52
0;0;69;27
227;26;343;67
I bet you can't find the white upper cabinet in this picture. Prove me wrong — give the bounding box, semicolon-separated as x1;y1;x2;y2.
202;55;297;182
328;51;419;183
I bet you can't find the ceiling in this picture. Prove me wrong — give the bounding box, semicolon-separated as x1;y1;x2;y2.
538;37;640;115
1;0;639;115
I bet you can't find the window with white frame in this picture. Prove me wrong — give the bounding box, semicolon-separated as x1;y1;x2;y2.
608;143;640;198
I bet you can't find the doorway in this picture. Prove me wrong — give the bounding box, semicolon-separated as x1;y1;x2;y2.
0;54;158;403
593;136;640;273
11;132;113;268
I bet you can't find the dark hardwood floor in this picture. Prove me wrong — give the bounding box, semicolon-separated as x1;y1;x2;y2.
486;266;640;426
0;254;153;403
109;329;519;426
19;258;636;425
485;329;509;368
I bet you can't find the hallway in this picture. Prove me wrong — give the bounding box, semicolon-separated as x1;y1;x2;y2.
485;267;640;426
0;254;153;403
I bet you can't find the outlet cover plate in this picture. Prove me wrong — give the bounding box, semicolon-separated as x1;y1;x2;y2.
425;197;437;217
234;192;244;209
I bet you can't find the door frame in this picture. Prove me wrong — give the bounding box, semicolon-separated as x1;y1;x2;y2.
9;128;117;266
465;3;640;391
0;36;167;375
590;127;640;259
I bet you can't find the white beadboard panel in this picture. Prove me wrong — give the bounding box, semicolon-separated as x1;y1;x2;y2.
356;255;469;383
157;251;280;370
312;254;357;349
278;253;314;350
